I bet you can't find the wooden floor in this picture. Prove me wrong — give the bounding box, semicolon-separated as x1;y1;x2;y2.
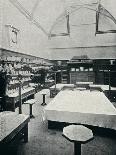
5;90;116;155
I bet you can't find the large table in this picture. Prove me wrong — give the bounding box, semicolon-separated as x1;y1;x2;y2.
45;90;116;130
0;112;30;144
89;84;116;102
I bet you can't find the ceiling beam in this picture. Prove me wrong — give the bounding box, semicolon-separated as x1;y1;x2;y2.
9;0;48;36
30;0;43;18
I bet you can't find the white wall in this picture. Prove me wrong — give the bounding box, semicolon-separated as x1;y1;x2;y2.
0;0;4;48
50;46;116;60
1;0;51;59
1;0;116;60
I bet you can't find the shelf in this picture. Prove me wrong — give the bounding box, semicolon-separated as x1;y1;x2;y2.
7;74;33;77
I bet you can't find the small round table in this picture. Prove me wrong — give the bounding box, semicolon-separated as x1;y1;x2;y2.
62;125;94;155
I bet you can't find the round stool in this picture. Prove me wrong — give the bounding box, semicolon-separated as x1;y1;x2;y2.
40;89;48;106
24;99;36;118
41;93;47;106
62;125;94;155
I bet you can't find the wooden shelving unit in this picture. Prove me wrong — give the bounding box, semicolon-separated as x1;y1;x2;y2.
93;60;116;86
5;73;35;111
67;58;116;102
67;59;95;84
0;52;54;111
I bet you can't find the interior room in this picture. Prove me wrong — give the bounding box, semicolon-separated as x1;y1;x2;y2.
0;0;116;154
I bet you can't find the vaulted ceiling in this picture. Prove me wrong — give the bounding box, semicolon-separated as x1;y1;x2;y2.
7;0;116;59
9;0;116;38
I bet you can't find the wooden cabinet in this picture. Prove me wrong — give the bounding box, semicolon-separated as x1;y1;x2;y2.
93;60;116;86
61;70;68;84
68;59;95;84
69;71;95;84
68;58;116;86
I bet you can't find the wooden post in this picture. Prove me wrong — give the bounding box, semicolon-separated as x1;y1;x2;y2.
108;69;111;99
70;73;71;84
41;94;47;106
74;142;81;155
19;80;22;114
61;69;63;83
54;72;56;93
30;104;33;117
23;124;28;143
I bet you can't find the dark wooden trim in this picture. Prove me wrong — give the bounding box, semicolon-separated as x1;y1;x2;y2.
48;120;116;137
0;48;52;61
50;45;116;50
0;116;30;144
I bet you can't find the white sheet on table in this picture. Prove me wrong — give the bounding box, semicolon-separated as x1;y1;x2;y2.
45;90;116;130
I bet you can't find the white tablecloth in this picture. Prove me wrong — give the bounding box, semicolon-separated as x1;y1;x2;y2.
45;90;116;130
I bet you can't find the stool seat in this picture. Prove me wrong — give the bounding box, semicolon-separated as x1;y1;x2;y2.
63;125;94;155
40;89;49;95
24;99;36;105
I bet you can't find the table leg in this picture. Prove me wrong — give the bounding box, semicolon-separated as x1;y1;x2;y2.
31;94;35;99
12;100;15;112
51;90;54;98
41;94;46;106
43;94;45;104
50;91;52;98
0;144;16;154
29;104;35;118
74;142;81;155
23;124;28;143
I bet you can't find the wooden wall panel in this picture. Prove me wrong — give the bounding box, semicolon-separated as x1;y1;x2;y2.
70;72;95;84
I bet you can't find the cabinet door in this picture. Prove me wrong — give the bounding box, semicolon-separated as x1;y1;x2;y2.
95;72;104;84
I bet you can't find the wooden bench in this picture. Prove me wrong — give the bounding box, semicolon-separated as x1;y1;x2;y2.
24;99;36;118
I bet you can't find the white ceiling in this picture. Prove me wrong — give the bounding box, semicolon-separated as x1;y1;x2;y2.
7;0;116;58
12;0;116;36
